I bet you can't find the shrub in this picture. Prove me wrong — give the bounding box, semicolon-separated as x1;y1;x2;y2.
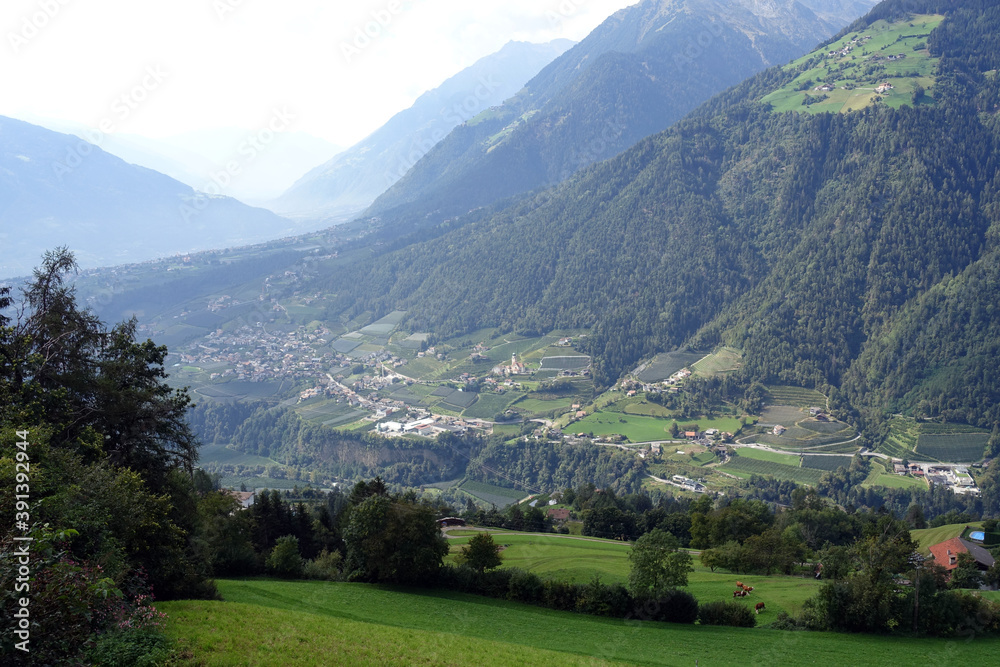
506;568;544;604
643;589;699;624
85;629;172;667
698;600;757;627
543;579;583;611
266;536;304;579
303;549;342;581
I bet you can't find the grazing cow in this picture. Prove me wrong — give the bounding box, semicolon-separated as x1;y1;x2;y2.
755;602;765;614
735;581;743;588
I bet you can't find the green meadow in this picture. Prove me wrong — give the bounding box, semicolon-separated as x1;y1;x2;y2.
161;578;1000;666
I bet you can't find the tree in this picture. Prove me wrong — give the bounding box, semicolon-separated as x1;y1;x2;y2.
460;532;503;572
267;535;304;578
949;552;984;590
344;494;448;584
627;529;692;598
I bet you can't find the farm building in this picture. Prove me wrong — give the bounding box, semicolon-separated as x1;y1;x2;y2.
437;517;466;528
928;537;995;572
226;491;256;509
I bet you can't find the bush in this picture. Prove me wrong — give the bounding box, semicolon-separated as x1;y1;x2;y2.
303;549;342;581
506;568;544;604
576;576;632;618
543;579;583;611
767;611;804;631
642;589;699;624
85;629;172;667
266;536;304;579
698;600;757;627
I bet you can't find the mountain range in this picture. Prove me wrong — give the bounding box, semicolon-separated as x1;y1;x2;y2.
361;0;876;232
0;116;295;279
314;0;1000;430
270;39;575;221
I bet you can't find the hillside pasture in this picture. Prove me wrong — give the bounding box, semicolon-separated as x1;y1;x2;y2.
160;579;1000;666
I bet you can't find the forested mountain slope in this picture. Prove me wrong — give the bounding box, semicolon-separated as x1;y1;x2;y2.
363;0;870;231
318;0;1000;431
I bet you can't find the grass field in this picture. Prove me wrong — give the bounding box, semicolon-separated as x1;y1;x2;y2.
912;522;983;555
160;579;1000;666
736;447;800;467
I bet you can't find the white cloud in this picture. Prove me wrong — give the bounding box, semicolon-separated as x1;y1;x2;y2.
0;0;635;145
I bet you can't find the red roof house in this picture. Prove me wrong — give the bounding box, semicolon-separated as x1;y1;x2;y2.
928;537;995;572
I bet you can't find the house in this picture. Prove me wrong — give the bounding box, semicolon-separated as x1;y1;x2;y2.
547;508;571;521
684;431;698;439
437;517;466;528
928;537;996;572
875;82;894;94
772;424;787;436
226;490;255;509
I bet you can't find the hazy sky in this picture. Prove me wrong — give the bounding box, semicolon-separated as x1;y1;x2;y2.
1;0;636;146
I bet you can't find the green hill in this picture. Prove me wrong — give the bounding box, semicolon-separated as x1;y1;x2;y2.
160;578;1000;666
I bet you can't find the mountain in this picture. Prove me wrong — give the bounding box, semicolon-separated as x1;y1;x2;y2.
362;0;876;230
0;116;297;279
316;0;1000;430
270;39;575;221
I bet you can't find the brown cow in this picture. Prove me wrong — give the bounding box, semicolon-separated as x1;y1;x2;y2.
755;602;766;614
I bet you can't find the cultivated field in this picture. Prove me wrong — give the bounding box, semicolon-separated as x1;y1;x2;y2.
634;351;705;382
458;479;528;507
721;456;824;486
916;433;989;462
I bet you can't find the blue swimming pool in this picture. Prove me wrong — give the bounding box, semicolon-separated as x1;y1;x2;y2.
970;530;985;541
